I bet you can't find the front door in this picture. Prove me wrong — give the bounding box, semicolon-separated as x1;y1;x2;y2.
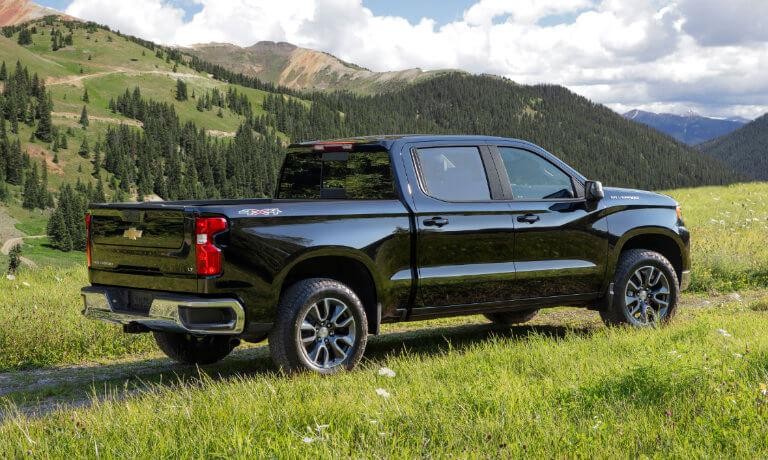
409;145;518;309
494;145;608;299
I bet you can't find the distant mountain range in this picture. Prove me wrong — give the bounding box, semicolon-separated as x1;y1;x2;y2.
623;109;747;145
185;41;457;95
699;113;768;180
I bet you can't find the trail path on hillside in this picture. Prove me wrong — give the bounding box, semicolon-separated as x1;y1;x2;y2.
0;208;40;268
52;111;143;127
1;236;45;269
0;290;761;422
46;67;214;88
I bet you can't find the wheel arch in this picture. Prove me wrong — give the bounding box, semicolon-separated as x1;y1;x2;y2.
274;248;382;334
612;228;687;283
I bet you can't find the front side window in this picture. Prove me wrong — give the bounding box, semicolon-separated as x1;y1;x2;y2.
498;147;574;200
415;147;491;201
278;151;395;199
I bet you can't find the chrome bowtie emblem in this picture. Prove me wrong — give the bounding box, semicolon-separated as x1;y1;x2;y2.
123;227;143;240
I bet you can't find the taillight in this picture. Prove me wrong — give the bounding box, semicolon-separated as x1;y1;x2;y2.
85;213;92;268
195;216;228;276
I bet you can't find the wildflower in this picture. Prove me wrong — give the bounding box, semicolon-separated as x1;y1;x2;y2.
302;436;314;444
375;388;391;398
378;367;396;378
6;274;15;281
716;329;732;337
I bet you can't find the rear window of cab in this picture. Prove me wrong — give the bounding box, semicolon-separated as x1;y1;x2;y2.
278;151;396;200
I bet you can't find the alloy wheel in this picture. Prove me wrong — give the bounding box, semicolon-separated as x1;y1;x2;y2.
297;297;357;369
624;265;671;326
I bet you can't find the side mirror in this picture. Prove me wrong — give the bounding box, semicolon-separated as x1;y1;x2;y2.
585;180;604;201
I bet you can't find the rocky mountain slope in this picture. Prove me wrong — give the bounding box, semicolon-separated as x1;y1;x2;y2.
185;41;455;94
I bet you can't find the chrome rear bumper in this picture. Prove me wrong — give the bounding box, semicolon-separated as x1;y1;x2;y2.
81;286;245;335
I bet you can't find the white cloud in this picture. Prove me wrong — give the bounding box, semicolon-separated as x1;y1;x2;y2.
64;0;768;119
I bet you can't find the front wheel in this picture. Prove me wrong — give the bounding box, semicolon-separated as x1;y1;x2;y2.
600;249;679;327
269;278;368;374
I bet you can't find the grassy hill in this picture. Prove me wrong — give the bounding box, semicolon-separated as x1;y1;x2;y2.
700;113;768;180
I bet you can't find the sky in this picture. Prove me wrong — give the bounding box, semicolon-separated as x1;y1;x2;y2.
36;0;768;120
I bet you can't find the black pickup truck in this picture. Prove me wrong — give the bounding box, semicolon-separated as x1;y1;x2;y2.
82;135;690;373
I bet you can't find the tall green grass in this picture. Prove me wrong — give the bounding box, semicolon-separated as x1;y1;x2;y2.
1;301;768;457
0;266;154;371
666;182;768;292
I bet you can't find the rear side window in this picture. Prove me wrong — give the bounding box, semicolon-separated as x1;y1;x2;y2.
278;151;396;200
498;147;574;200
415;147;490;201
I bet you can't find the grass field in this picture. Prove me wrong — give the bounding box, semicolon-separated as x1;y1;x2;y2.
2;293;768;456
1;183;768;456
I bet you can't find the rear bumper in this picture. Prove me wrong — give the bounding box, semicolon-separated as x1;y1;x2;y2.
81;286;245;335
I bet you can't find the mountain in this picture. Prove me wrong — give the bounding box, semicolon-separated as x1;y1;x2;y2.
0;14;741;219
312;76;741;190
623;109;746;145
699;113;768;180
184;41;455;95
0;0;62;26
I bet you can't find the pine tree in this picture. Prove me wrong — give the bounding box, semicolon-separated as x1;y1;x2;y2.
17;29;32;45
0;61;6;81
94;177;106;202
82;88;89;103
47;208;72;251
175;78;188;101
7;244;22;275
40;159;52;208
34;92;53;142
59;133;68;149
78;137;90;157
22;163;40;209
79;105;89;128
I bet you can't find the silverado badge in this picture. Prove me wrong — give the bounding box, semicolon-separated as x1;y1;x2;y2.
123;227;144;240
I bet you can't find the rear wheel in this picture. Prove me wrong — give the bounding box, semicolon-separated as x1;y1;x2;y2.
484;309;539;325
600;249;679;327
269;278;368;374
153;331;238;365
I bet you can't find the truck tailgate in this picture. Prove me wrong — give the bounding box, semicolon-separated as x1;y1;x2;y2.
89;206;198;291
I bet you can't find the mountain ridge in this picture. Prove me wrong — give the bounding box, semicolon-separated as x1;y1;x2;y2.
700;113;768;180
622;109;746;145
184;41;458;95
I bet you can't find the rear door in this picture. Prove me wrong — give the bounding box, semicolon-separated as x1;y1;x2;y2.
407;143;517;310
493;144;608;299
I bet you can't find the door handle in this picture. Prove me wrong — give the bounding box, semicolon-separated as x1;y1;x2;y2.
423;217;449;228
517;214;540;224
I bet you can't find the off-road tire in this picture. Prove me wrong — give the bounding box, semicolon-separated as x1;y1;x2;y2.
600;249;679;327
153;331;238;365
484;309;540;325
269;278;368;374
